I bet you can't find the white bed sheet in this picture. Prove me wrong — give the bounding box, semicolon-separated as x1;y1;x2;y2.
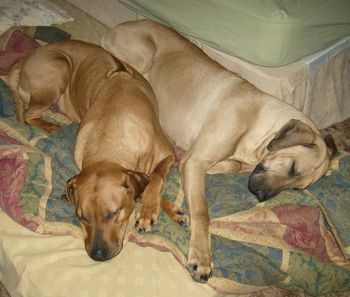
0;209;216;297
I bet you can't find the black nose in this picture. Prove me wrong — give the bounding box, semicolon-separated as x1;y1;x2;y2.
248;174;268;202
255;190;266;202
253;163;265;174
90;245;108;261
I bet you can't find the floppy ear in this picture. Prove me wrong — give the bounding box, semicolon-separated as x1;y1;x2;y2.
267;119;321;151
64;175;78;204
125;170;149;199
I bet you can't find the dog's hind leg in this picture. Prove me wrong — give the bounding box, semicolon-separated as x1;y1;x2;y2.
135;154;175;233
24;90;59;133
20;53;70;133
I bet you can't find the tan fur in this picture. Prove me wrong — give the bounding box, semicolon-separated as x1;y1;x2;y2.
101;20;336;282
0;40;183;261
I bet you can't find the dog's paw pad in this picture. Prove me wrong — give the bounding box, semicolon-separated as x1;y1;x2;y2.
187;248;213;283
187;264;212;283
177;210;185;216
187;263;198;273
135;221;145;234
179;220;187;227
199;271;212;283
134;216;157;234
137;227;145;234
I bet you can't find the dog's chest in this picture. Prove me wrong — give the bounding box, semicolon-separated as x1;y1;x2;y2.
151;80;226;150
159;112;199;150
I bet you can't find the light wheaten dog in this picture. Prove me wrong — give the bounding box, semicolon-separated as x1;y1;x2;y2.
1;40;183;261
101;20;337;282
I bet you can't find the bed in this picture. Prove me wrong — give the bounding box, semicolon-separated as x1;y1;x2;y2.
67;0;350;130
0;1;350;297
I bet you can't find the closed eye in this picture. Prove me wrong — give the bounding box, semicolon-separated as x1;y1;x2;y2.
288;160;297;177
303;144;316;150
106;209;121;221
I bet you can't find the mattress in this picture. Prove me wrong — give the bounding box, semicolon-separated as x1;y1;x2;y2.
66;0;350;129
188;34;350;130
119;0;350;67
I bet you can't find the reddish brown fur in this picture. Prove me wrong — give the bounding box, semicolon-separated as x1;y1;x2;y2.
1;40;183;261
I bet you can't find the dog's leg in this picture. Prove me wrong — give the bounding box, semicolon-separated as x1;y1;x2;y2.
179;123;244;283
24;89;62;133
11;89;25;123
207;159;243;174
179;153;212;283
135;154;175;233
160;198;186;226
18;50;70;133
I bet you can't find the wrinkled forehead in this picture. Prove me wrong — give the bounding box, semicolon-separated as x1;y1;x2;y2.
78;169;127;186
75;177;128;208
267;145;328;171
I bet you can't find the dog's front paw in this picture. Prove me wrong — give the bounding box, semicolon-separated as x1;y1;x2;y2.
160;199;187;226
187;246;213;283
135;203;160;234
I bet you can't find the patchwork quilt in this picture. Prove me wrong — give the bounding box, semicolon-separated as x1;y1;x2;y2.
0;27;349;296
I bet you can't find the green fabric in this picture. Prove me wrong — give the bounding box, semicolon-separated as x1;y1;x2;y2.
120;0;350;66
34;26;71;43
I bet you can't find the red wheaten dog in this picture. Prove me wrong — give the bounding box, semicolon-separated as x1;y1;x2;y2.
1;40;184;261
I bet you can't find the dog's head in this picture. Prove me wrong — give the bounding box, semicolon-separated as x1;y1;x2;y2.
64;163;148;261
248;119;337;201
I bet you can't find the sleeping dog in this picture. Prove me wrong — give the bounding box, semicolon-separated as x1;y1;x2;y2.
1;40;182;261
101;20;337;281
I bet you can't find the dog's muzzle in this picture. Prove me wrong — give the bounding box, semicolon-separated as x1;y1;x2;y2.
248;163;277;202
88;231;121;262
90;243;109;261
